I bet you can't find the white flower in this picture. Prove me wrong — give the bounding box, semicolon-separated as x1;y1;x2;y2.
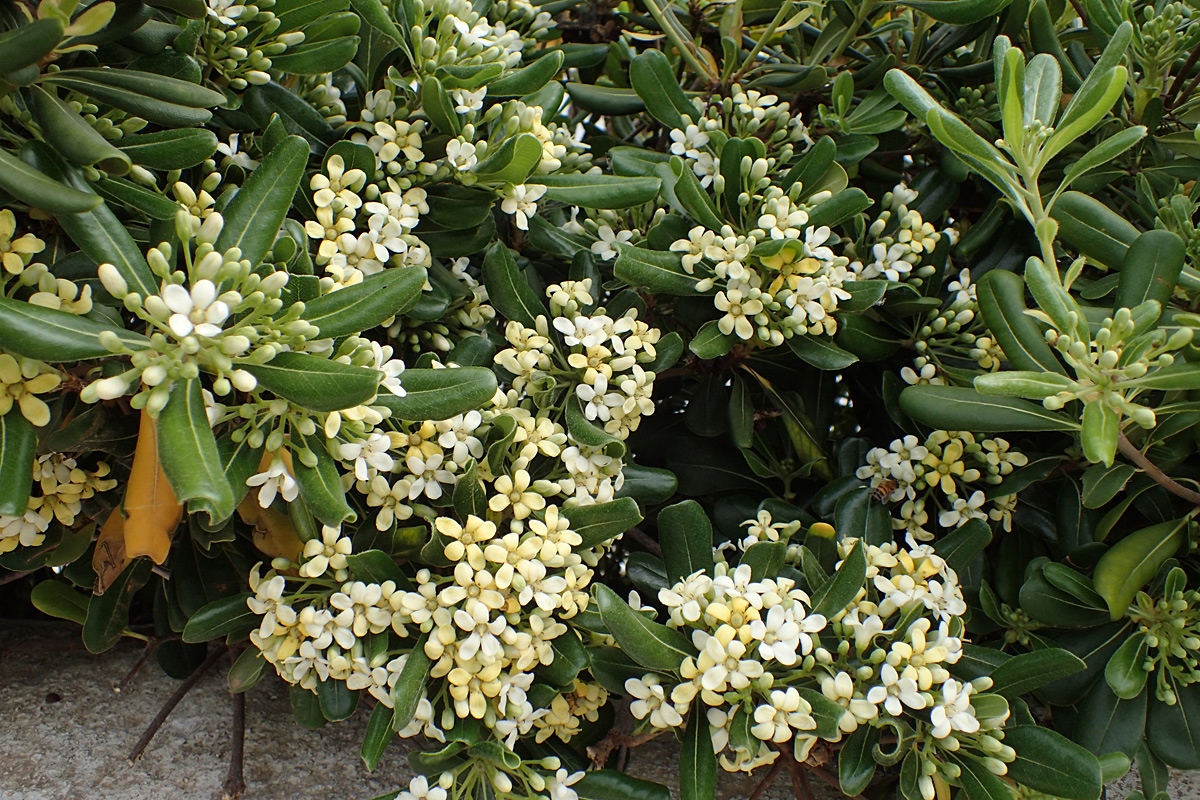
405;451;455;500
866;663;927;717
245;456;298;508
500;183;547;230
590;225;633;261
215;134;259;170
626;674;684;728
669;124;710;157
451;87;487;114
445;138;478;171
299;525;353;578
929;679;979;739
544;768;584;800
938;490;987;528
397;774;447;800
339;433;395;481
161;280;229;338
369;341;407;396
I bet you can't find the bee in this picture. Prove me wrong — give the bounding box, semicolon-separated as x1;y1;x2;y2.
871;479;899;504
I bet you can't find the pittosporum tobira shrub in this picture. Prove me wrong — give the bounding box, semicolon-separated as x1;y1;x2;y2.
3;0;1200;798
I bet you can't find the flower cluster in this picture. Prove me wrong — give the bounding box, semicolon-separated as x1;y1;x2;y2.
856;431;1027;541
1127;567;1200;705
628;529;1014;800
0;453;116;554
199;0;306;89
903;268;1006;386
79;204;321;416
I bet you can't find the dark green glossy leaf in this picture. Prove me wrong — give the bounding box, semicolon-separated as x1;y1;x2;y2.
374;367;498;422
242;351;381;413
158;378;236;524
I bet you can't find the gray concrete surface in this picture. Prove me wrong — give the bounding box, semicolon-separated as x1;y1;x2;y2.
0;620;1193;800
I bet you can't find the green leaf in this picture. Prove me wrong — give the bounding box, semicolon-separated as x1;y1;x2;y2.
96;177;179;219
117;128;219;170
688;321;735;358
562;497;643;549
834;486;892;546
217;134;309;267
0;147;100;214
158;378;236;524
896;0;1013;24
1105;631;1150;699
565;83;646;115
361;701;394;771
538;628;587;686
629;49;696;129
530;173;660;209
680;698;716;800
565;395;626;457
0;412;35;517
987;649;1087;696
1081;463;1136;509
785;334;859;370
242;82;336;148
82;558;153;653
614;243;702;297
451;460;487;519
29;86;130;174
1147;682;1200;769
30;579;90;625
953;754;1017;800
805;188;873;229
290;685;327;729
317;674;358;721
241;351;380;413
810;540;866;618
574;770;671;800
1004;725;1103;800
1115;230;1185;317
1044;24;1133;164
899;385;1077;431
292;433;355;526
1094;517;1192;619
976;269;1065;374
45;68;225;127
374;367;498;422
482;241;547;327
1080;400;1120;467
934;518;992;574
300;266;427;337
658;500;714;582
472;133;541;184
838;726;879;796
1059;126;1146;197
227;647;266;693
974;370;1078;399
616;464;678;505
420;75;462;136
182;592;257;642
594;583;693;671
392;638;431;732
489;50;565;96
0;18;63;74
1050;191;1139;269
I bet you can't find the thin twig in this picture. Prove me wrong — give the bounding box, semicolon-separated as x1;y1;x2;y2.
0;569;35;587
127;646;224;763
747;759;784;800
116;638;166;693
624;527;663;557
1167;38;1200;108
220;691;247;800
1118;433;1200;505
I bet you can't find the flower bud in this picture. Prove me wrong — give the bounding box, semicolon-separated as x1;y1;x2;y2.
97;263;128;298
230;369;258;392
92;374;130;400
